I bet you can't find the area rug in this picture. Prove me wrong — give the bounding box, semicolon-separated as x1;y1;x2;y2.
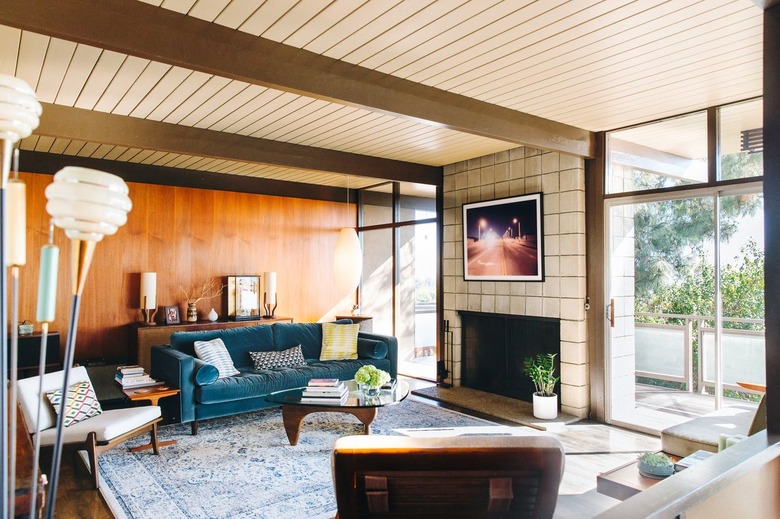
411;386;580;430
97;400;507;519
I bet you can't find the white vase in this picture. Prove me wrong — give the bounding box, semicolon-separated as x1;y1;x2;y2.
532;393;558;420
207;308;218;322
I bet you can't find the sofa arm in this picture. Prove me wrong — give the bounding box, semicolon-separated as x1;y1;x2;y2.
358;332;398;379
150;345;196;424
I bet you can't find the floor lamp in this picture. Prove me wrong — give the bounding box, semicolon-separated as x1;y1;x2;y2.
0;74;42;519
43;167;132;519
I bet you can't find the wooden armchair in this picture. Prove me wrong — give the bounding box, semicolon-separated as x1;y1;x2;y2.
17;366;162;489
331;434;565;519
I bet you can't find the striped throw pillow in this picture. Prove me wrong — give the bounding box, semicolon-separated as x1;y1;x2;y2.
320;322;360;361
46;380;103;427
194;338;240;378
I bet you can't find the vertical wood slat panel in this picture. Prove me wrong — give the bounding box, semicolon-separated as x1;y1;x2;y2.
15;172;355;364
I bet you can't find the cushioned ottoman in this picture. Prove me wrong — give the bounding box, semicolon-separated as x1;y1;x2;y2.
660;395;766;457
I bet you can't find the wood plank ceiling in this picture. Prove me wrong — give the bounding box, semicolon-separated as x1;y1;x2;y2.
0;0;763;195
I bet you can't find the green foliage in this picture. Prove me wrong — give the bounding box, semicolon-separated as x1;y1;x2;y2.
637;239;765;330
354;365;390;388
637;451;673;468
523;353;559;397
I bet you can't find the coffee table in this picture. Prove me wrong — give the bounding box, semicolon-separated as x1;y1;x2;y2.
265;379;409;445
597;452;681;501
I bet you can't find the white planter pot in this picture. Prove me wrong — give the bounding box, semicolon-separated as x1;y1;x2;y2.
532;393;558;420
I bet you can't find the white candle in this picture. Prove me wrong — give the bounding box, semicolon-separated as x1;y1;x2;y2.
5;178;26;266
264;272;277;304
36;244;59;322
140;272;157;309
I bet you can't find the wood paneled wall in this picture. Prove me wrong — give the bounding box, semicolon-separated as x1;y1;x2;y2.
14;172;356;363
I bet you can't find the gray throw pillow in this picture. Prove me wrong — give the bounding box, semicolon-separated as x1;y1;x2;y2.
250;345;306;370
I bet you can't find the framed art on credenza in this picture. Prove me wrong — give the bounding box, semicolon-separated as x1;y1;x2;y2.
164;305;180;325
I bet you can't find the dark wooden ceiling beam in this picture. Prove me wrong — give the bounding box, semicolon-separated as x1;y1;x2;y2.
34;103;440;185
19;150;357;203
0;0;595;158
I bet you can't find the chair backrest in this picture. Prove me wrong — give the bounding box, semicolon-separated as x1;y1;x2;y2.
332;434;565;519
17;366;91;433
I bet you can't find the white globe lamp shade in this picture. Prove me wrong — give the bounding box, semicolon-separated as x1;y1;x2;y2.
0;74;42;143
45;167;132;242
334;228;362;294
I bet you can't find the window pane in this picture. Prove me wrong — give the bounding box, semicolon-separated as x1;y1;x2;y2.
361;185;393;226
396;222;437;378
608;112;708;193
360;228;393;335
399;183;436;223
719;99;763;180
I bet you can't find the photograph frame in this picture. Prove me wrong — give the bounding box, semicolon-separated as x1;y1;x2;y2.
462;192;544;282
163;305;180;325
227;275;262;321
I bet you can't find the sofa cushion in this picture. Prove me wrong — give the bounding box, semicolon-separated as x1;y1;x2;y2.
357;338;388;360
660;404;757;457
320;323;359;360
171;324;274;369
194;359;392;405
194;338;240;378
273;319;353;360
45;380;103;427
249;345;306;370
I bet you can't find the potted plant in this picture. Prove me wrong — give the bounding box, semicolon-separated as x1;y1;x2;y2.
637;452;674;478
523;353;560;419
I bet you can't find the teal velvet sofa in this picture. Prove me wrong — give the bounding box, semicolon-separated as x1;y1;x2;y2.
150;320;397;434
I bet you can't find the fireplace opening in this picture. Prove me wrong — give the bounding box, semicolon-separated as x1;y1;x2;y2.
459;311;561;403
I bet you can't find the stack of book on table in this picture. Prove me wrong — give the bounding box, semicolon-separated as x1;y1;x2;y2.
114;365;162;388
301;378;348;404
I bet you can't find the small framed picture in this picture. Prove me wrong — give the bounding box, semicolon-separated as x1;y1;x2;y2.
164;305;180;325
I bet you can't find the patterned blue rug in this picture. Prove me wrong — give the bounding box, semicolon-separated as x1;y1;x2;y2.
98;400;497;518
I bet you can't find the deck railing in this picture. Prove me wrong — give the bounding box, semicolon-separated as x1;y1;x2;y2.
635;312;765;394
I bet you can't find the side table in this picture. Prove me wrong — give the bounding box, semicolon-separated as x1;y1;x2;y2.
122;385;181;452
597;452;681;500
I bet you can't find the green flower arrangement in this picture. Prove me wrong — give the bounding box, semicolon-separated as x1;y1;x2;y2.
354;365;390;388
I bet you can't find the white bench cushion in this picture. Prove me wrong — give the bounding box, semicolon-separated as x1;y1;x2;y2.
34;405;161;445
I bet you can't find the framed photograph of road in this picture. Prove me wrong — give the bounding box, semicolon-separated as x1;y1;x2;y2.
462;193;544;281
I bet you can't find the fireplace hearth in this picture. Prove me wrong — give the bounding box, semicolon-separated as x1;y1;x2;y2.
459;311;560;403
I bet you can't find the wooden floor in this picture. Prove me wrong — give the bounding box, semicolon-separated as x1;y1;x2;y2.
635;383;759;418
47;377;661;519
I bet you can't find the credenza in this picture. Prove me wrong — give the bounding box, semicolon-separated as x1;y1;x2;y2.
131;317;293;372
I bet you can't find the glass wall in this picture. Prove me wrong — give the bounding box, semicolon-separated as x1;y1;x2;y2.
358;182;438;381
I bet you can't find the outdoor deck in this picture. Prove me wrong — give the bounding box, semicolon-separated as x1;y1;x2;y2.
634;382;759;419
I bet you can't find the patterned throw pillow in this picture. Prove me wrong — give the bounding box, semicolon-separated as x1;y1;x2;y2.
249;345;306;370
320;322;359;361
45;380;103;427
194;338;240;378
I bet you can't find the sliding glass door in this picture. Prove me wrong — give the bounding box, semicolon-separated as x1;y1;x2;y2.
605;99;764;432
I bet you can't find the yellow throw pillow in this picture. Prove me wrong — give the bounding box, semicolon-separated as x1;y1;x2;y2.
320;322;359;360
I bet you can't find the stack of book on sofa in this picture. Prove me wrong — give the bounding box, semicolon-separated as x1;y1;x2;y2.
301;378;348;404
114;365;163;389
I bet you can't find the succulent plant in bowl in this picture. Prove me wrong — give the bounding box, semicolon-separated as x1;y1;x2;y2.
637;452;675;478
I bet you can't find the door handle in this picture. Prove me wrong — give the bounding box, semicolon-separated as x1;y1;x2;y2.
606;298;615;328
